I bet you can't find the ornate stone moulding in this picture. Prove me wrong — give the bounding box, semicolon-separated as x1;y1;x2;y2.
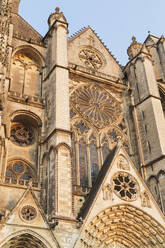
70;84;121;129
79;46;106;71
82;205;165;248
112;171;139;201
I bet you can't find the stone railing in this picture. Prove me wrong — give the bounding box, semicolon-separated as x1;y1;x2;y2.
69;63;122;83
8;91;44;106
4;177;40;189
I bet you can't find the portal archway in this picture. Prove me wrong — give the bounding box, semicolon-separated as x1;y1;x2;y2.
80;204;165;248
1;233;48;248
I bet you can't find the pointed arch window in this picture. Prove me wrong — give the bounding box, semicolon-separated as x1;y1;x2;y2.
101;136;110;163
5;160;35;185
79;138;88;186
89;135;99;185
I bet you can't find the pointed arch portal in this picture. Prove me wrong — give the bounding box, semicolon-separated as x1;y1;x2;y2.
80;205;165;248
1;233;47;248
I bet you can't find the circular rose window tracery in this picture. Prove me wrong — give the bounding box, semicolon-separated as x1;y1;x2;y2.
21;205;37;221
10;123;34;146
79;48;104;70
70;85;121;129
112;172;139;201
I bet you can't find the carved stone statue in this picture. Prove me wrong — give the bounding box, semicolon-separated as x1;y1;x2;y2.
117;155;130;171
141;191;151;208
102;183;113;201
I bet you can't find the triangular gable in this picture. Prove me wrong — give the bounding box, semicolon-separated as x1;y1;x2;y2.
5;186;49;229
75;145;165;248
68;27;122;79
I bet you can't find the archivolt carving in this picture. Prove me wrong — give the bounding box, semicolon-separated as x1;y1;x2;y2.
1;233;47;248
0;229;55;248
70;84;121;129
80;205;165;248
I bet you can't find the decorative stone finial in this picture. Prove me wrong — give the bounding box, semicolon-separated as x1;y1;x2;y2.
55;7;60;13
127;36;143;60
132;36;136;43
48;7;67;28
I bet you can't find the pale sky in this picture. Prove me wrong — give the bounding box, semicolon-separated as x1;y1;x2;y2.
19;0;164;65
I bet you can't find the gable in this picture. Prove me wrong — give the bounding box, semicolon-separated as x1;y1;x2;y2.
6;187;49;229
75;146;165;248
68;27;122;79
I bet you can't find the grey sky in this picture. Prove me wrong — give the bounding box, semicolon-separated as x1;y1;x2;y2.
19;0;164;65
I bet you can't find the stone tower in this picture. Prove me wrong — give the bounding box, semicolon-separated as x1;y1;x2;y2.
0;1;165;248
124;36;165;213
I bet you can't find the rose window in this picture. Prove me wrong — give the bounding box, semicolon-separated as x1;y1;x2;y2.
70;85;121;128
79;48;103;70
112;172;139;201
21;205;37;221
10;123;34;146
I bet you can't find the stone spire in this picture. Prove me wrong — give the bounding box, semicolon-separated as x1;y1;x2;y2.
127;36;143;60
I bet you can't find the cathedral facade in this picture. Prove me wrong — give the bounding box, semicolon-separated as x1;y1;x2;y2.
0;0;165;247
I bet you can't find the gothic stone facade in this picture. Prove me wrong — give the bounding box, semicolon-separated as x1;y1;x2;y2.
0;1;165;247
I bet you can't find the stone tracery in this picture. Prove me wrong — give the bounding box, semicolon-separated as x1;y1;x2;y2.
112;172;139;201
10;122;34;146
71;84;121;129
70;83;128;189
21;205;37;221
6;160;34;182
79;48;103;70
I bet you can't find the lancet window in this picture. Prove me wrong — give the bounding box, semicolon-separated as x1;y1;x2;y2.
89;135;99;185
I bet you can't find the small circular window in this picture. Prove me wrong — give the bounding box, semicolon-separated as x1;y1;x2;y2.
10;123;34;146
112;172;139;201
21;205;37;221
